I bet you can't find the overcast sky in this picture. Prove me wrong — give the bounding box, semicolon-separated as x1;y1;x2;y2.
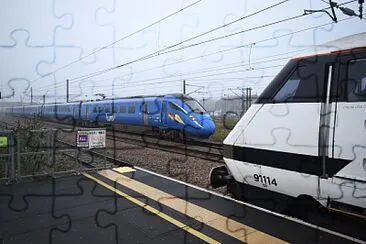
1;0;366;103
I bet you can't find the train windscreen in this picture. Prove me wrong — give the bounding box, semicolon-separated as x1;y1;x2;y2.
184;99;206;113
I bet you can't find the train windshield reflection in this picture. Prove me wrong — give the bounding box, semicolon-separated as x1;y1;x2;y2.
184;99;206;113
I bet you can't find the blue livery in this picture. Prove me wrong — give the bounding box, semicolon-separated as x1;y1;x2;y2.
7;94;216;138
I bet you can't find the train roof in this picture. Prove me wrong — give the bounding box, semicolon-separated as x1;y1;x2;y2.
295;32;366;59
8;94;199;108
81;93;194;102
81;93;195;102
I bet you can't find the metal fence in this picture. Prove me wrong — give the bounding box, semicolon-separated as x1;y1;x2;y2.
0;128;108;184
0;130;15;183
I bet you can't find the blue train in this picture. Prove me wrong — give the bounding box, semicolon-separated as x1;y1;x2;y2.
7;94;216;138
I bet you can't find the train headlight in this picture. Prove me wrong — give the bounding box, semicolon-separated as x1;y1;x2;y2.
189;114;203;127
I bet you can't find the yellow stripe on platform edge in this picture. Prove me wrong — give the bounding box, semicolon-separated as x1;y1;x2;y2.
113;166;136;174
83;172;220;244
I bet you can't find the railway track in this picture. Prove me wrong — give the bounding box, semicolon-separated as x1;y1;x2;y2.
56;138;130;170
0;118;224;162
107;132;223;162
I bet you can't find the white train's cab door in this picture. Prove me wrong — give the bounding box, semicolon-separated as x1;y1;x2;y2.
331;52;366;183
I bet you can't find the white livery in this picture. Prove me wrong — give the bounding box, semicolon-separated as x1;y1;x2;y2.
210;32;366;217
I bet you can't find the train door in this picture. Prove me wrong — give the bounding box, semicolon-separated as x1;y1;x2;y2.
161;101;167;127
86;105;89;120
143;102;148;126
331;52;366;183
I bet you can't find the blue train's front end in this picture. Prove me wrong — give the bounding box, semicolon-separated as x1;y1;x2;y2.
185;111;216;138
167;94;216;138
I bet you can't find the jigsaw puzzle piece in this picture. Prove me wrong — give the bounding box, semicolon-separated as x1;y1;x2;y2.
37;46;115;102
0;178;72;243
0;30;53;102
54;0;114;56
0;0;71;46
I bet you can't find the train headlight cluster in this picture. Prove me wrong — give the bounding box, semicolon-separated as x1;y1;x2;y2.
189;114;203;127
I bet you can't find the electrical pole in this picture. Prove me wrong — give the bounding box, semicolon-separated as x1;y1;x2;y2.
235;87;246;116
43;94;45;104
66;79;69;103
30;87;33;105
183;79;186;94
246;88;249;112
228;87;252;116
248;87;252;108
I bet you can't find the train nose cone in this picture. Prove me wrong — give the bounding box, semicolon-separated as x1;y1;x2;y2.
185;113;216;138
193;114;216;138
203;116;216;136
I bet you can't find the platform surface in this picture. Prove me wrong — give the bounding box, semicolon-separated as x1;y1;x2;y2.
0;166;364;244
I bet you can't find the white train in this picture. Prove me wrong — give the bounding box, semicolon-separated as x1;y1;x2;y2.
210;32;366;218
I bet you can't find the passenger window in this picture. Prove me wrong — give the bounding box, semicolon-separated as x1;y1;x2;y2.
348;59;366;102
128;106;135;113
120;106;126;113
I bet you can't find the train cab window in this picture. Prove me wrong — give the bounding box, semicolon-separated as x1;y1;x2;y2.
169;102;185;113
272;65;320;102
183;99;206;114
128;106;135;113
347;59;366;102
273;78;300;102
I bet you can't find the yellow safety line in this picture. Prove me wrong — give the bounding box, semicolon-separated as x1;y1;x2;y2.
82;172;220;244
95;169;287;243
113;166;136;174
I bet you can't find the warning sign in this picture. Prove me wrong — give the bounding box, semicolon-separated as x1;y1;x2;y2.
0;137;8;148
88;130;106;149
76;129;106;149
76;131;89;148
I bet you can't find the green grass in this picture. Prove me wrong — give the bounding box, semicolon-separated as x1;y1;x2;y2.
210;117;239;142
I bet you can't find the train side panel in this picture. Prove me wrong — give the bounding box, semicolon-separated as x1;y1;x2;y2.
219;43;366;214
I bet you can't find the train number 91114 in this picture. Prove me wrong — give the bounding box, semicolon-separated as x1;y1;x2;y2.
253;174;278;187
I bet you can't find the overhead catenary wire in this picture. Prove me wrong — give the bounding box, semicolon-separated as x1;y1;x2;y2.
34;2;361;101
41;50;297;91
79;64;283;90
36;10;357;93
61;0;356;85
29;0;204;85
47;54;289;92
87;75;274;96
77;66;279;95
37;0;290;91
